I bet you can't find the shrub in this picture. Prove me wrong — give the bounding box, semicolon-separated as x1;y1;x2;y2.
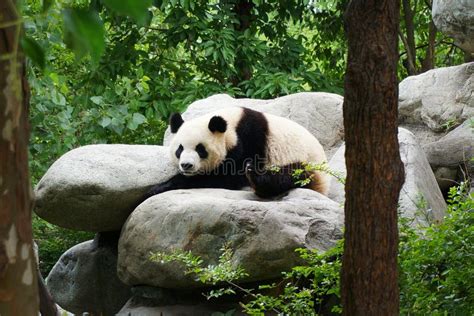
399;183;474;315
33;215;94;276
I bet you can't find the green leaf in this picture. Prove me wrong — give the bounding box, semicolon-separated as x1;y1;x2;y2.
63;8;105;63
90;96;103;105
101;0;153;25
132;112;146;125
20;36;45;70
51;91;66;106
100;117;112;128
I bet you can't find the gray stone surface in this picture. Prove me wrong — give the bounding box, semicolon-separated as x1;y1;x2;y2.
118;189;343;288
117;286;244;316
425;118;474;192
398;128;447;224
118;299;242;316
424;118;474;169
34;144;176;232
399;62;474;132
328;128;447;226
433;0;474;54
163;92;344;158
46;233;131;315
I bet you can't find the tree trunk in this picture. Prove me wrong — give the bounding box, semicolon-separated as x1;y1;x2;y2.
342;0;404;315
0;1;39;314
231;0;253;86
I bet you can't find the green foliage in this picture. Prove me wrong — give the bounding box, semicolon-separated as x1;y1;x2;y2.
33;215;94;275
399;183;474;315
150;243;249;299
63;8;105;63
398;0;464;78
151;241;342;315
20;36;45;69
441;118;459;132
242;245;342;315
101;0;153;25
292;162;346;187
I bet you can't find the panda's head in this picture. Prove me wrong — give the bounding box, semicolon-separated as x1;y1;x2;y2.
168;112;229;176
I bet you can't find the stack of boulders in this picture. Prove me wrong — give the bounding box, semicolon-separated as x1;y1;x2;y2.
35;59;473;313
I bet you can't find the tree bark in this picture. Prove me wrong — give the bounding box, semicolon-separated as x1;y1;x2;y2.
342;0;404;315
231;0;253;86
0;0;39;314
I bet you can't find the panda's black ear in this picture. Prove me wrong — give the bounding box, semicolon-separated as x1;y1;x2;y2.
170;113;184;133
208;116;227;133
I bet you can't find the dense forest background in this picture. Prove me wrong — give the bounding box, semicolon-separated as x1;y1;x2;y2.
22;0;470;306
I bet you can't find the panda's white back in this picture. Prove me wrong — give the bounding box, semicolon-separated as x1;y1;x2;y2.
262;112;327;167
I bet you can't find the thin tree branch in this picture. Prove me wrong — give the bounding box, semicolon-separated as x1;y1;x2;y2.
402;0;417;75
398;30;417;75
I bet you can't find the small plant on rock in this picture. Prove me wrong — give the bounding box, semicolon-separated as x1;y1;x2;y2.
150;242;343;315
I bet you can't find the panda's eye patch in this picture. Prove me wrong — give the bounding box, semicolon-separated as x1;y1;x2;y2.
175;144;183;158
195;143;208;159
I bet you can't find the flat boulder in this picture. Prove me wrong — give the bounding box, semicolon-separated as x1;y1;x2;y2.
164;92;344;157
424;118;474;192
117;189;343;288
398;62;474;132
34;145;175;232
424;118;474;169
328;128;447;227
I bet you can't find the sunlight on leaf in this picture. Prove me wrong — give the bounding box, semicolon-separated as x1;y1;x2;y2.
63;8;105;63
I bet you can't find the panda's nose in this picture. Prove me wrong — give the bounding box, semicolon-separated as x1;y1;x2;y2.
180;163;194;171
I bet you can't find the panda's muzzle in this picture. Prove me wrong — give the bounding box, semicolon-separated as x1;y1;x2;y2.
179;162;198;176
180;163;194;171
178;150;200;175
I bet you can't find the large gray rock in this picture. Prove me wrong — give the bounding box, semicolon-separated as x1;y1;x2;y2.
425;118;474;192
118;189;343;288
328;128;447;226
424;118;474;169
432;0;474;54
34;145;175;232
117;286;244;316
118;300;241;316
46;233;131;315
399;62;474;132
164;92;344;157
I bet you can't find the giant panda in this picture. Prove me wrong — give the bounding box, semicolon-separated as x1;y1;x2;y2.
146;107;329;198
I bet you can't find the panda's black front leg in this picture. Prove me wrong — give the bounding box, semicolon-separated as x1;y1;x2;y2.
145;174;186;197
245;163;302;198
144;173;249;200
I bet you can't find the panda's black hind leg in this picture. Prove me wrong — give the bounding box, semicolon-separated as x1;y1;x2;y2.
245;163;303;198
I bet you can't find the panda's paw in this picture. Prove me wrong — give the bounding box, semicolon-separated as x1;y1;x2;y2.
245;163;257;186
245;162;254;172
145;183;169;198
